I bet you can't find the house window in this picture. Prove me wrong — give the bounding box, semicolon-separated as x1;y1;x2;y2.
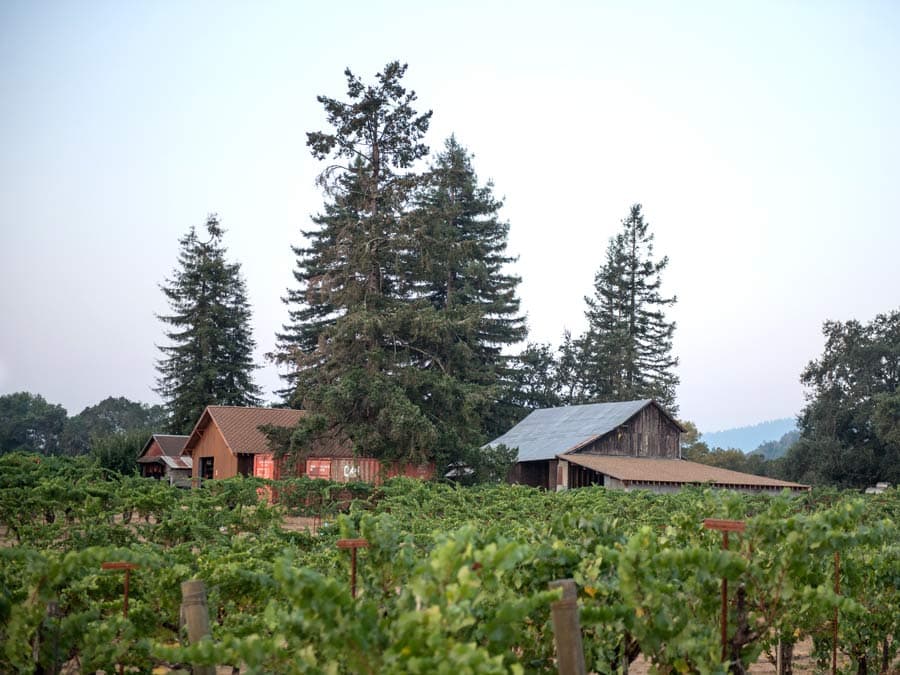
200;457;214;480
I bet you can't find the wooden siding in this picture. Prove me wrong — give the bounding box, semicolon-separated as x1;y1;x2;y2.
578;403;680;459
140;439;164;478
144;439;163;459
190;419;236;480
140;438;162;478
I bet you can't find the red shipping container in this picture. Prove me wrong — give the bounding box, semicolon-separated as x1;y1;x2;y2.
254;453;283;480
306;458;332;479
385;462;435;481
301;457;435;484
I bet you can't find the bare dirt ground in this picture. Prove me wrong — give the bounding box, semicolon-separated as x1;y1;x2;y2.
628;638;819;673
628;638;898;674
0;524;15;547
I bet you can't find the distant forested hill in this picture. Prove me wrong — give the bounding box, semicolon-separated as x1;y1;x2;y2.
749;430;801;460
700;418;798;453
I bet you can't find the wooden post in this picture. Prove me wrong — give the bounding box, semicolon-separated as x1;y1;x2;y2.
832;551;840;675
337;538;369;598
100;562;139;675
702;519;746;663
180;580;215;675
549;579;586;675
721;530;729;659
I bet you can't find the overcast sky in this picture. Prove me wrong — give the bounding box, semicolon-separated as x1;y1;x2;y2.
2;1;898;433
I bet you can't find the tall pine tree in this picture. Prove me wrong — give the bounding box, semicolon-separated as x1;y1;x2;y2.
274;64;524;468
412;136;526;438
273;63;431;394
273;168;367;398
156;215;261;434
578;204;679;410
274;62;438;461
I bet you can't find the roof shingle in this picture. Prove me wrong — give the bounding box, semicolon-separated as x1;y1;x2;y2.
194;406;305;455
138;434;188;462
563;454;808;490
154;434;189;456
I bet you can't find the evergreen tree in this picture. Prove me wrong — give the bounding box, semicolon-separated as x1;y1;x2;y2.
155;215;261;434
579;204;679;410
275;62;438;461
503;343;563;413
498;331;586;426
273;168;367;397
555;330;587;406
412;136;526;438
413;137;524;347
273;63;432;395
275;64;524;469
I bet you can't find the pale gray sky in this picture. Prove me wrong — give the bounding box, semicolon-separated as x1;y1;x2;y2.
1;1;898;433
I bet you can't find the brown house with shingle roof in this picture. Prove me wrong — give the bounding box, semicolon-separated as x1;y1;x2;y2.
181;406;435;484
137;434;191;485
182;406;304;481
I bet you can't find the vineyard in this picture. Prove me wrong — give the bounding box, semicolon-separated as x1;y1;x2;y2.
1;452;898;674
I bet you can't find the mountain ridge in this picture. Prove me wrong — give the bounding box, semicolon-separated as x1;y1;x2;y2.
700;417;798;454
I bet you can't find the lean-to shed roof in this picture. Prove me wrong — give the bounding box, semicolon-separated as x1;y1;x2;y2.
159;455;193;470
563;454;808;491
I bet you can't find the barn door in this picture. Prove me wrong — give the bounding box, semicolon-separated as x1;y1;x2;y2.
200;457;214;480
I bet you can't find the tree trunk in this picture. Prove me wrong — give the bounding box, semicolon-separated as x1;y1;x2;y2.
857;654;868;675
777;640;794;675
728;584;755;675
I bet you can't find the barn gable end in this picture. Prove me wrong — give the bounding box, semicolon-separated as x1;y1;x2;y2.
573;401;681;459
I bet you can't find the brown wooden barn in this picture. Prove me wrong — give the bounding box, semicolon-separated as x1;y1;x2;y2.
487;400;807;493
181;406;434;484
137;434;191;486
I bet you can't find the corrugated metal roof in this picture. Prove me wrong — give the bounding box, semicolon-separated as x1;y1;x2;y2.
563;454;808;490
160;455;193;470
486;400;655;462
